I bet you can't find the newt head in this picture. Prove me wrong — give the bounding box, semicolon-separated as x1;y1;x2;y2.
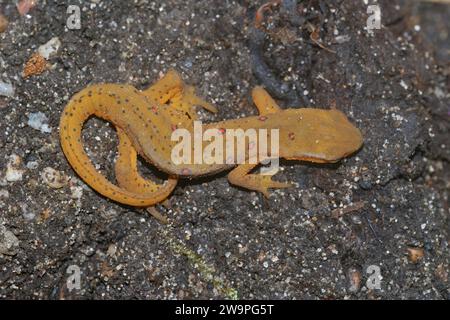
279;108;363;163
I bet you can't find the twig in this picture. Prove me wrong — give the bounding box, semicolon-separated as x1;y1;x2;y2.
331;201;366;218
146;206;168;224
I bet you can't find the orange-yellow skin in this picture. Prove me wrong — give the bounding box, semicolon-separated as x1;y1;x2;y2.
59;70;363;206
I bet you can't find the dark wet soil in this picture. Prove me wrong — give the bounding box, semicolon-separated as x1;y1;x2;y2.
0;0;448;299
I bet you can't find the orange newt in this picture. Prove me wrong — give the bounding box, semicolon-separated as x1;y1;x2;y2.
59;70;363;207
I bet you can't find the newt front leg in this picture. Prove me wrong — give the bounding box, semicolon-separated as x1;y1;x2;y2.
251;86;282;115
228;163;292;198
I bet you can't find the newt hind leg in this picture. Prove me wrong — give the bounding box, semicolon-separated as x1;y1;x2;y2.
141;69;184;104
115;128;178;222
171;85;217;116
141;69;217;121
115;128;177;200
228;163;292;198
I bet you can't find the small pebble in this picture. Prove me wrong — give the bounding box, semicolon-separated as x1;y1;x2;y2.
38;37;61;59
0;81;14;97
70;185;83;199
20;203;36;221
82;246;96;257
5;154;25;182
41;167;69;189
0;189;9;199
347;268;361;293
107;244;117;257
0;224;20;256
0;14;8;33
27;112;52;133
359;179;372;190
435;264;448;283
26;161;39;170
335;35;351;44
351;214;362;225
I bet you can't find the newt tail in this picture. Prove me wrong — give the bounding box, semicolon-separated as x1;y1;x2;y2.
59;87;177;207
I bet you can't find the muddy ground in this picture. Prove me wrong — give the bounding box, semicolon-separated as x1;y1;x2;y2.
0;0;448;299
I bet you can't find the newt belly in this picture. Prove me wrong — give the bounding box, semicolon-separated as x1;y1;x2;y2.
59;70;363;206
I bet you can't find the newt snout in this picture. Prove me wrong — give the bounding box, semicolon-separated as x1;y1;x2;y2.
279;108;363;163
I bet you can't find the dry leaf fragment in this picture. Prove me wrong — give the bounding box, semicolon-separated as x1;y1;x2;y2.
407;247;424;263
17;0;37;16
38;208;52;223
332;201;366;218
23;53;48;78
